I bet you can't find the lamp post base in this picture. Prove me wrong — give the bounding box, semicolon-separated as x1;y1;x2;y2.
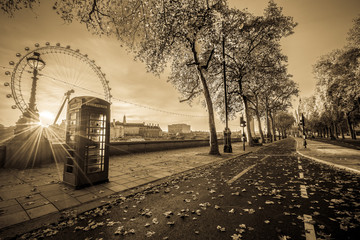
223;128;232;153
4;112;52;169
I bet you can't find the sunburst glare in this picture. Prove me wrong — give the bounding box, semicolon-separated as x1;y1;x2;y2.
39;111;55;126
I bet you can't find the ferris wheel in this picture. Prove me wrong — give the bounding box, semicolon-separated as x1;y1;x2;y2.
4;42;112;124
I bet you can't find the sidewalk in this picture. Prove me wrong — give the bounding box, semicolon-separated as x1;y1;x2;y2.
294;137;360;174
0;142;261;234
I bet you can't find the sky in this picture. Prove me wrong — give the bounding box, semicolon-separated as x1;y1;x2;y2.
0;0;359;131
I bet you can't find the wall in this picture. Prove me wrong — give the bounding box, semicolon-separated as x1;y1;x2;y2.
109;138;241;155
0;138;241;166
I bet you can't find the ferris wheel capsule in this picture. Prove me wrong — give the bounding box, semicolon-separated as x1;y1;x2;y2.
16;53;21;57
25;47;30;51
4;82;10;86
11;105;17;109
5;71;11;75
66;45;70;49
6;94;12;98
45;42;50;46
9;61;14;65
35;43;40;47
56;43;60;46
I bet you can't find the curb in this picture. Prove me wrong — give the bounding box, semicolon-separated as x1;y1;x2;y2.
0;149;255;239
292;136;360;175
296;150;360;175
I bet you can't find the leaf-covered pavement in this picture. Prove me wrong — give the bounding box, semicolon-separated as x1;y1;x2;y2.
18;138;359;240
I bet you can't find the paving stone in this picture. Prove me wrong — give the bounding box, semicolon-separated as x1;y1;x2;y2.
39;188;65;198
107;184;128;193
36;184;63;192
144;176;160;182
0;199;19;208
17;193;44;204
26;203;58;219
102;181;121;188
86;187;115;197
0;184;36;200
133;178;152;185
0;203;24;215
0;211;29;229
50;195;80;210
68;189;91;198
46;192;72;202
17;194;49;210
75;193;99;203
123;181;141;189
150;172;172;178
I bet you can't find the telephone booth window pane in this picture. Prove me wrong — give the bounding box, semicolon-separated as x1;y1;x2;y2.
70;112;77;126
67;112;77;145
86;113;106;173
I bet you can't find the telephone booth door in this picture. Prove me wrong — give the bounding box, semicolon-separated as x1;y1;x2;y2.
63;96;110;188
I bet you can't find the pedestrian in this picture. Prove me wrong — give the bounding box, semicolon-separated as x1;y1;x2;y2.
303;135;307;148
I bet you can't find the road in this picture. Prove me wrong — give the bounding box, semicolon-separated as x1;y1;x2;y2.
18;138;360;240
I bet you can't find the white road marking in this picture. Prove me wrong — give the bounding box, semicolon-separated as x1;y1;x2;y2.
227;155;270;184
299;172;304;179
303;214;317;240
300;184;308;198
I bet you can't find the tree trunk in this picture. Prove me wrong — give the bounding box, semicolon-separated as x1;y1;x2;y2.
346;112;356;140
340;126;345;139
326;127;329;138
242;96;254;146
269;111;276;141
196;65;219;155
255;107;265;143
334;122;338;139
265;98;272;141
277;128;281;139
329;124;336;140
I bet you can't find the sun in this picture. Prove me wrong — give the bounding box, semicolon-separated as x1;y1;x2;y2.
39;111;55;126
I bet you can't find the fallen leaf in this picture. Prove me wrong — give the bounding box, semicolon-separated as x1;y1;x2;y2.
217;225;226;232
152;218;159;224
146;231;155;237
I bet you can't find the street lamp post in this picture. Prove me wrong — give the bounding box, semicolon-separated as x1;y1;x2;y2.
222;34;232;153
26;52;45;120
301;113;307;148
6;51;52;169
240;115;247;151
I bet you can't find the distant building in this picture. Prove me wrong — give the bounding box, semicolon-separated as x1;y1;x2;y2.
110;115;162;140
168;124;191;134
110;120;124;139
140;124;163;138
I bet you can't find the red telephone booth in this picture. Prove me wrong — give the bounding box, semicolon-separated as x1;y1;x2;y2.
63;96;110;188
